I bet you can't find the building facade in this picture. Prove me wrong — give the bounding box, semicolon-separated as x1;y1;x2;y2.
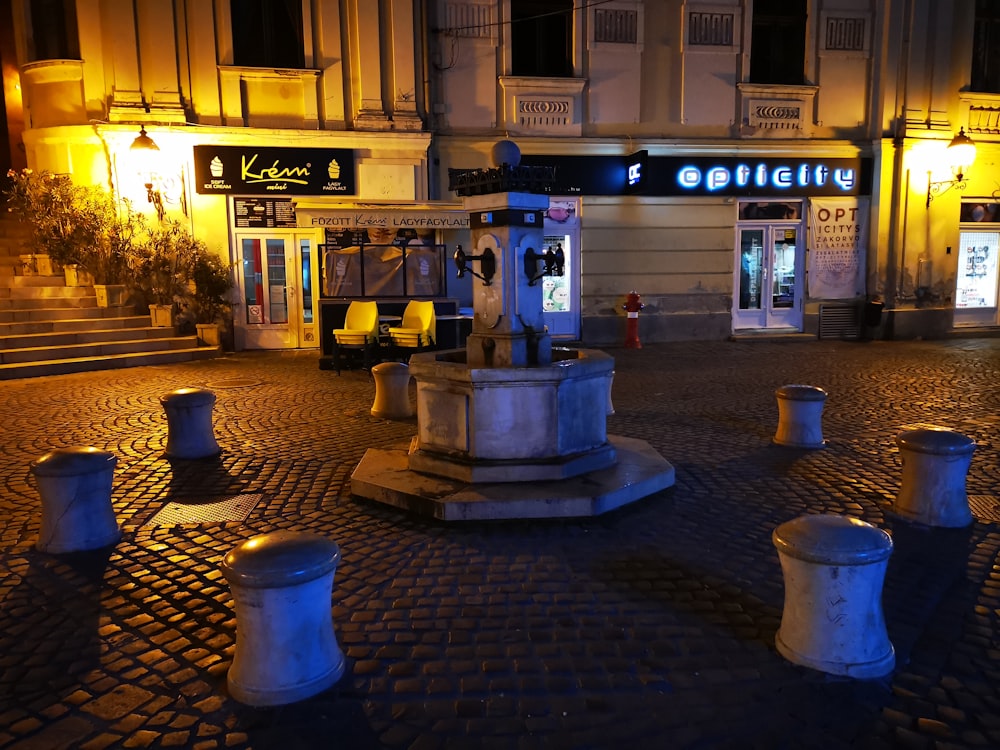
1;0;998;350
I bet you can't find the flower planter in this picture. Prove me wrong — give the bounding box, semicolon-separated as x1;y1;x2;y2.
196;322;223;347
63;264;94;287
149;304;174;327
20;254;55;276
94;284;128;308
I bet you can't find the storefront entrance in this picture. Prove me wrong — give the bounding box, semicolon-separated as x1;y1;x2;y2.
954;202;1000;328
542;199;580;340
235;231;320;349
733;207;804;331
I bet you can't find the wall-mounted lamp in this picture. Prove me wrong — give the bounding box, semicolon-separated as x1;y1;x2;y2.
129;126;165;221
926;128;976;208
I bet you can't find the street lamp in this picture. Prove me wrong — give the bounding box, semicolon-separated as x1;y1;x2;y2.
926;128;976;208
129;126;165;220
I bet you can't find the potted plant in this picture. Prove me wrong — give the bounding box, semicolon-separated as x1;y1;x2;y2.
133;220;199;327
189;246;234;347
3;168;143;303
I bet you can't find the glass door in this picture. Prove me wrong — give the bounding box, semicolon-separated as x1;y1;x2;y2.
235;232;319;349
542;199;581;339
734;223;803;330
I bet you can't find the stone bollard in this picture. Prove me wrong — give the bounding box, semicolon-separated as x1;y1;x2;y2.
370;362;413;419
32;447;120;553
159;387;220;459
773;384;827;448
772;514;894;679
894;427;975;527
220;530;345;706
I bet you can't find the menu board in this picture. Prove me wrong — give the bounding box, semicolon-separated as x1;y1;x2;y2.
234;198;297;228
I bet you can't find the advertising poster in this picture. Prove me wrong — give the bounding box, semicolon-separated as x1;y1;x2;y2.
956;231;999;308
808;197;869;299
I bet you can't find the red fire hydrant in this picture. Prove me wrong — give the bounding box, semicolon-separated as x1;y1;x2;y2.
623;291;643;349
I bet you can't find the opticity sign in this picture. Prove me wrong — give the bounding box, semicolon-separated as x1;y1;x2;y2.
648;156;869;197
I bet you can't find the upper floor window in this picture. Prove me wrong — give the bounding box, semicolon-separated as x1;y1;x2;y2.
511;0;573;77
27;0;79;61
749;0;805;85
231;0;304;69
971;0;1000;93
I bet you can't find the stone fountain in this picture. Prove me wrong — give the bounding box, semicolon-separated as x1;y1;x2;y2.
351;142;674;520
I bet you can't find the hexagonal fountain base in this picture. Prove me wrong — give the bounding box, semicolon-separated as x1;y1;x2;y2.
350;435;674;521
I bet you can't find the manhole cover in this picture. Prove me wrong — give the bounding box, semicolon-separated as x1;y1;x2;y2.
146;493;263;527
968;495;1000;524
205;378;261;389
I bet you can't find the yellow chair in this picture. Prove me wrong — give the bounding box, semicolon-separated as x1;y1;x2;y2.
332;300;379;374
388;300;436;361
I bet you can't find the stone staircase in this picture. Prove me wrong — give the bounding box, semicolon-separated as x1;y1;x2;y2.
0;213;220;380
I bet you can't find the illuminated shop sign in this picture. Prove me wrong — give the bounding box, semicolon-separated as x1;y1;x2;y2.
518;154;871;197
624;150;647;195
673;159;861;195
193;145;356;196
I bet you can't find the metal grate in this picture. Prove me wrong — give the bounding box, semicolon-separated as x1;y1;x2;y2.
146;493;262;527
205;378;260;389
967;495;1000;524
819;303;860;340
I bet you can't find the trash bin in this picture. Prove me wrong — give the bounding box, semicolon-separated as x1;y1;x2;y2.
863;300;884;327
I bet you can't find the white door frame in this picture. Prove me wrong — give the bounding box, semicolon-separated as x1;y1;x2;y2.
733;220;804;331
233;230;321;350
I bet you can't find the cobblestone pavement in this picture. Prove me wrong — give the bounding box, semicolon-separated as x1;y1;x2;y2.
1;340;1000;749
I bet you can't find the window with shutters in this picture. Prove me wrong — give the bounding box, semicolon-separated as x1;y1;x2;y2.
231;0;304;69
511;0;573;77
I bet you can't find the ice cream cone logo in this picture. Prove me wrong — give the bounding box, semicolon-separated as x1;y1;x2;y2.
328;160;341;180
210;156;224;177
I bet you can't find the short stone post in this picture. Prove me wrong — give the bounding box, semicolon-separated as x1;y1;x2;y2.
894;427;975;527
370;362;413;419
220;530;345;706
772;514;894;679
160;387;220;459
32;447;120;553
773;384;827;448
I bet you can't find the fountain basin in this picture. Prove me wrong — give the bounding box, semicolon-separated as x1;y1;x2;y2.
407;347;616;482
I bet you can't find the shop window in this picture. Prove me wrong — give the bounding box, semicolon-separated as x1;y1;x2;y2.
321;229;447;298
26;0;79;61
749;0;806;85
971;0;1000;93
511;0;573;77
230;0;304;69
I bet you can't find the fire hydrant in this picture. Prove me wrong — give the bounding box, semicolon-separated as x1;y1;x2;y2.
623;291;643;348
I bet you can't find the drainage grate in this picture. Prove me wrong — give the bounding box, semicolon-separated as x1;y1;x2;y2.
146;493;263;527
968;495;1000;524
205;378;261;389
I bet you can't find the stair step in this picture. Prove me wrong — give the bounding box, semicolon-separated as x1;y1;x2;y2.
0;335;202;364
0;316;151;336
0;306;135;323
0;326;178;349
0;297;97;310
9;275;67;287
0;346;221;381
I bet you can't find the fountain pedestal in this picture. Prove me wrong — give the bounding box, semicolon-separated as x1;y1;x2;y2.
351;143;674;520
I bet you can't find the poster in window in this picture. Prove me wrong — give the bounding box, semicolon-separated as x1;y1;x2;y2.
807;197;869;299
956;231;999;309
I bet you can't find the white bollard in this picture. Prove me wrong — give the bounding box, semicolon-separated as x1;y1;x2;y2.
32;447;120;553
370;362;413;419
773;514;894;679
160;387;220;459
773;384;827;448
221;530;345;706
894;427;975;527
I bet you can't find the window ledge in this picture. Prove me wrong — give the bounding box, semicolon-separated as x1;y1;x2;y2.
737;83;819;137
499;77;586;137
